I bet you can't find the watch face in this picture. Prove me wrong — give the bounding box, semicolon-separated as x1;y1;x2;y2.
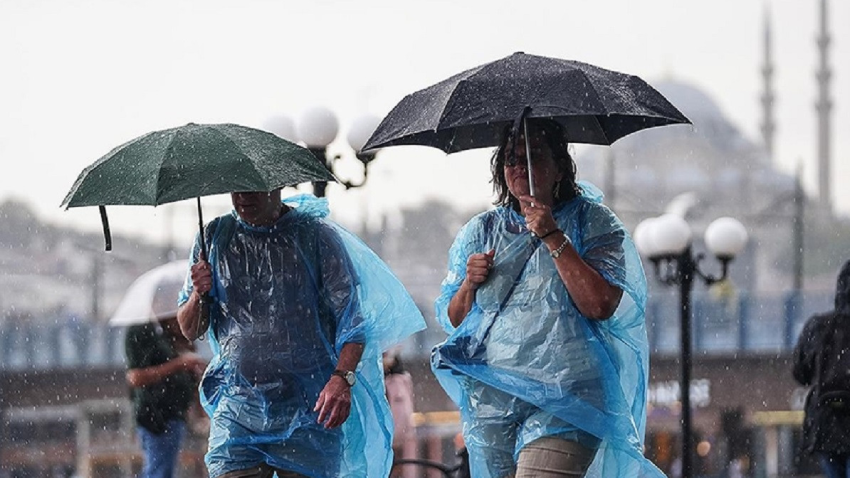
335;370;355;386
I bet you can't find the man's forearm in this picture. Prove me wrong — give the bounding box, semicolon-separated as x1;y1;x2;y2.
336;342;364;372
126;359;181;388
177;292;209;341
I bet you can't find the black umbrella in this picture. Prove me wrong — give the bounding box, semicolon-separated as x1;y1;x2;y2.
362;52;691;154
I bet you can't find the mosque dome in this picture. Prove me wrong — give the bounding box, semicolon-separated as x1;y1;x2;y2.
651;80;729;125
614;79;752;154
576;78;793;215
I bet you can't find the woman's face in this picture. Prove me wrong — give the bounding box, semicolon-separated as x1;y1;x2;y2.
503;133;563;204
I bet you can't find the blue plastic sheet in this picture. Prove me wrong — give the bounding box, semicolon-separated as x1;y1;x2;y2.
432;182;664;477
179;194;425;478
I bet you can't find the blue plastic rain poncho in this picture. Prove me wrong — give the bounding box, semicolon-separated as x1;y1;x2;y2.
179;194;425;478
432;182;664;478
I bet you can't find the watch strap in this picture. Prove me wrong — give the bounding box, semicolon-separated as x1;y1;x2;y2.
550;233;572;258
332;369;355;387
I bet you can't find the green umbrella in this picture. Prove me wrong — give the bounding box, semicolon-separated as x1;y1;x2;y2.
61;122;336;252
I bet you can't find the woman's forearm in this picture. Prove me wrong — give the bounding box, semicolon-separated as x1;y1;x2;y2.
447;281;476;328
543;234;623;320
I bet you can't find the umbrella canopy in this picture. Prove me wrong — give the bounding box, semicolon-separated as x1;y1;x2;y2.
63;122;334;207
362;52;691;154
61;123;336;251
110;260;187;326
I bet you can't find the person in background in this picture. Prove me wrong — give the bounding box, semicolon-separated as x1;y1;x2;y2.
793;259;850;478
384;347;415;477
125;314;206;478
454;432;472;478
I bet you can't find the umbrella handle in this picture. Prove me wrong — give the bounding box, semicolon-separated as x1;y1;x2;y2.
523;117;536;197
194;301;211;341
99;206;113;252
195;197;214;303
195;196;213;340
197;197;208;259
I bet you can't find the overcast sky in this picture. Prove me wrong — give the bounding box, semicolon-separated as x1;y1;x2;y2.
1;0;847;249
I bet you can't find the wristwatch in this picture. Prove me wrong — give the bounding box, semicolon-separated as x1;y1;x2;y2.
550;233;572;258
332;369;356;387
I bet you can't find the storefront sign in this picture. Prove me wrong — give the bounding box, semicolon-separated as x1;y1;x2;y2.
648;379;711;408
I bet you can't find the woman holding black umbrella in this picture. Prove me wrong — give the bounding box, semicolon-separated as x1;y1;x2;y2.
432;119;660;477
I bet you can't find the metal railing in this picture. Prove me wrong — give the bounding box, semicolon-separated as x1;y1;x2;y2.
0;290;833;371
646;289;831;355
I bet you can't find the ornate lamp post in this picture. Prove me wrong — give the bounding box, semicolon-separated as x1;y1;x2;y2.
634;214;748;478
278;107;381;197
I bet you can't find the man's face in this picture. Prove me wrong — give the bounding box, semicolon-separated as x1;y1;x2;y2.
230;190;282;226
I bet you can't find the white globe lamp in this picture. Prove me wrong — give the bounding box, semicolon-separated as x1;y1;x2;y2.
297;107;339;149
634;217;660;258
705;217;748;260
263;115;298;143
651;214;692;256
347;115;381;154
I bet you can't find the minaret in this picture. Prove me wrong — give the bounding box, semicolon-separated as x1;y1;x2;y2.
815;0;833;210
760;6;776;161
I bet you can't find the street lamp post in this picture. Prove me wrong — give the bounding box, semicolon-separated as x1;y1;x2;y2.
284;107;380;197
634;215;748;478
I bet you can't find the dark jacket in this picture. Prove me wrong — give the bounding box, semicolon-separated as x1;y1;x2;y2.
125;323;194;434
793;260;850;455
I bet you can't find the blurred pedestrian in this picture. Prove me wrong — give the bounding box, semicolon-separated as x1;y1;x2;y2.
177;192;424;478
793;259;850;478
454;432;471;478
432;119;659;477
384;348;415;477
125;314;206;478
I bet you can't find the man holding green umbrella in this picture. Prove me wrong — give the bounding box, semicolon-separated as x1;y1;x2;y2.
177;189;424;478
63;123;425;477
